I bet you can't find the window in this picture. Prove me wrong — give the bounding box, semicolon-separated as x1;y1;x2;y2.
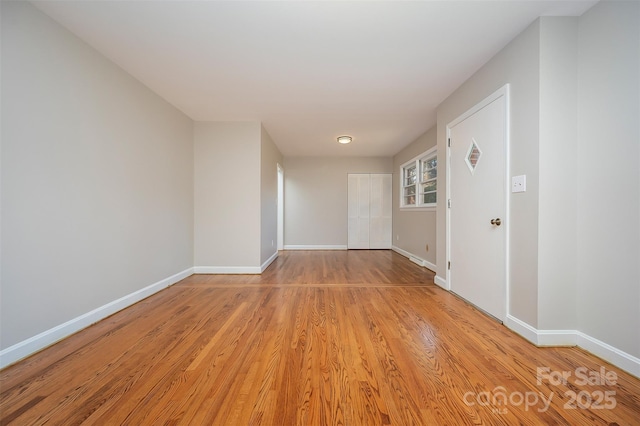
400;147;437;209
402;163;417;206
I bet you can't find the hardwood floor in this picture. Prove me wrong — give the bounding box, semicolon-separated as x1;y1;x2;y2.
1;250;639;425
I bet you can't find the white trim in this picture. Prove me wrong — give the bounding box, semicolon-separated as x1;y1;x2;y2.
505;314;544;345
504;86;511;330
194;254;279;274
391;246;436;272
277;163;284;251
398;207;436;212
261;251;278;273
576;332;640;378
391;245;413;259
434;275;447;289
284;245;348;250
0;267;194;369
193;266;261;274
422;259;437;272
537;330;578;346
505;315;640;378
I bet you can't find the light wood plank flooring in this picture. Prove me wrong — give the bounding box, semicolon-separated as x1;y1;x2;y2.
1;250;639;425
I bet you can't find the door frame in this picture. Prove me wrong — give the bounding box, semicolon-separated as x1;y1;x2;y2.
445;84;511;320
277;163;284;251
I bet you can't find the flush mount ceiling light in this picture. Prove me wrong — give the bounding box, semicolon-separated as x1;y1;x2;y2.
337;135;352;144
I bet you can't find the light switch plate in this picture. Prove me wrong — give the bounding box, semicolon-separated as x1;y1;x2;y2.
512;175;526;193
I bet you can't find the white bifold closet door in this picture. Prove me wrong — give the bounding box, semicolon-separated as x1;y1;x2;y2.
348;173;392;249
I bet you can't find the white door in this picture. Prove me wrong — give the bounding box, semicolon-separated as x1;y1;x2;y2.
369;174;392;249
348;174;370;249
448;86;508;321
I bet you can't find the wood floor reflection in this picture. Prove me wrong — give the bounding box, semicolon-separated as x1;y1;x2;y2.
1;250;639;425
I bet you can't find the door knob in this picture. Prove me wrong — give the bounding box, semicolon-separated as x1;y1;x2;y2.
490;218;502;226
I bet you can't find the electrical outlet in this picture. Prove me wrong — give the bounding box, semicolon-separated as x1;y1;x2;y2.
396;235;399;241
512;175;526;193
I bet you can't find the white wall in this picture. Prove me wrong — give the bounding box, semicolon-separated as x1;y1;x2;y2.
576;1;639;359
284;157;392;248
436;20;541;326
537;17;578;331
1;2;194;350
392;126;437;267
260;125;283;265
194;122;261;270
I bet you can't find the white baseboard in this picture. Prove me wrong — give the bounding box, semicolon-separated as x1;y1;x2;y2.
193;252;278;275
391;245;417;261
434;275;448;289
261;251;278;272
391;246;436;272
537;329;578;346
194;266;261;274
0;267;194;370
284;245;347;250
423;259;437;272
576;331;640;378
505;314;540;344
505;314;640;378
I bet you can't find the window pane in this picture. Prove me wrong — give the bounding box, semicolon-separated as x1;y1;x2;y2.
421;180;437;193
423;192;436;204
422;157;437;169
404;165;417;186
422;168;437;181
406;165;416;175
404;195;416;205
421;156;437;181
404;186;416;196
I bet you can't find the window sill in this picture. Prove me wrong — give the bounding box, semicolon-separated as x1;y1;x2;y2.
399;206;436;212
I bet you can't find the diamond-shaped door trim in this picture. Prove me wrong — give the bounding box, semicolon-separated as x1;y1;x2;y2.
465;138;482;174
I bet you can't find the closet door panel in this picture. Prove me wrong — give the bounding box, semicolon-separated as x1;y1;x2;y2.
348;174;370;249
369;174;392;249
